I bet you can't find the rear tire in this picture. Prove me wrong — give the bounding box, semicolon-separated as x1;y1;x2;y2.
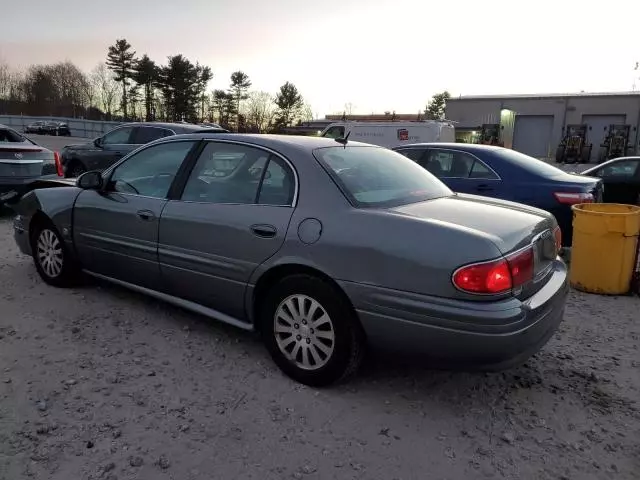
259;274;365;387
31;220;81;288
66;162;86;178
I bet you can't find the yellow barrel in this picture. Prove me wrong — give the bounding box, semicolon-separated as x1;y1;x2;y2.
570;203;640;294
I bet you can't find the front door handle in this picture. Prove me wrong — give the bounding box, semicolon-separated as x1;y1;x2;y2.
250;224;277;238
137;209;156;221
476;184;493;192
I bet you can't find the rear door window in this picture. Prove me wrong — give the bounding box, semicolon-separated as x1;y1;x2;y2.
102;126;135;145
397;148;427;162
133;127;173;144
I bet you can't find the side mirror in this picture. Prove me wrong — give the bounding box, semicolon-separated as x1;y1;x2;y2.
76;171;103;190
94;137;103;148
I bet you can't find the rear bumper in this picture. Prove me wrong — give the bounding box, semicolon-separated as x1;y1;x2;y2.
339;259;569;369
0;175;61;204
0;177;38;201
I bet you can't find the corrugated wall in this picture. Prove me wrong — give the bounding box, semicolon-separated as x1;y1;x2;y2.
0;115;122;138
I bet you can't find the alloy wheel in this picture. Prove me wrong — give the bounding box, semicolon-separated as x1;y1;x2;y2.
273;294;336;371
36;229;63;278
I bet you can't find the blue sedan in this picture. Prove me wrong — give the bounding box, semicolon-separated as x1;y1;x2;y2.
393;143;603;247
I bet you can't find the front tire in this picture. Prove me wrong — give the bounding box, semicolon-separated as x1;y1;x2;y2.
260;275;365;387
31;221;81;287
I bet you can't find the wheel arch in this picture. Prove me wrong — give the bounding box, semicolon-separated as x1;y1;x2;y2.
250;263;359;334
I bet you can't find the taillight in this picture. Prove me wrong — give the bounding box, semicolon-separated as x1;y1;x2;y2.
553;192;594;205
54;151;63;177
452;247;534;295
553;226;562;253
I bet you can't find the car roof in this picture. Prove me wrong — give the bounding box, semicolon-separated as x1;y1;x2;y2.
157;133;378;151
392;142;506;152
117;121;228;132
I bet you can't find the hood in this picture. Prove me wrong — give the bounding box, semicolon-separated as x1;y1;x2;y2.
390;193;555;254
62;140;94;151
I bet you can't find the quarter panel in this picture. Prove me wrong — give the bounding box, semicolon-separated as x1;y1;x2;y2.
252;204;505;301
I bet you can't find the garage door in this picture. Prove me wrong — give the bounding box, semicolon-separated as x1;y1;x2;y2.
512;115;554;158
581;114;626;162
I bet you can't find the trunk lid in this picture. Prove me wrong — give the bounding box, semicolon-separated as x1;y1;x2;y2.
0;143;54;177
391;194;556;254
391;194;559;298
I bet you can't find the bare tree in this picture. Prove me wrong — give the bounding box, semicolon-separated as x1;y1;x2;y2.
301;103;314;122
0;59;10;100
91;63;119;117
243;91;275;132
344;102;355;115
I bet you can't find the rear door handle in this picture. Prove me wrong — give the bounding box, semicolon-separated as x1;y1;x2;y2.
250;224;277;238
476;184;493;192
137;209;156;221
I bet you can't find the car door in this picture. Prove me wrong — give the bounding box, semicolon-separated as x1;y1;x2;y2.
86;125;136;171
73;140;199;290
420;148;503;197
158;140;296;319
591;159;640;204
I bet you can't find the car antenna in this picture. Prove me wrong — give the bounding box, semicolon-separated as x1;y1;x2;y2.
335;131;351;149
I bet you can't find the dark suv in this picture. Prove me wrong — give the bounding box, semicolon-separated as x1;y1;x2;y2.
59;122;229;177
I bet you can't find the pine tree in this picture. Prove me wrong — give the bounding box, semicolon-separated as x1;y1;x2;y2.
106;39;136;120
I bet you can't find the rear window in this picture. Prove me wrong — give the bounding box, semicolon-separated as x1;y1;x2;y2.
0;128;28;143
314;146;452;208
492;148;566;178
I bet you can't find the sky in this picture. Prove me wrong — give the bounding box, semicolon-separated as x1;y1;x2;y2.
2;0;640;117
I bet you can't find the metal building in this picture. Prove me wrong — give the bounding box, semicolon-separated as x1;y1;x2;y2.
445;92;640;160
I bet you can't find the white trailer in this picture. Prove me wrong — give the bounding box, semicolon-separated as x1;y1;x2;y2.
319;120;455;148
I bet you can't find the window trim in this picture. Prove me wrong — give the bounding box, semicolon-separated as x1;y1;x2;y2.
171;139;299;208
424;147;502;181
100;139;201;200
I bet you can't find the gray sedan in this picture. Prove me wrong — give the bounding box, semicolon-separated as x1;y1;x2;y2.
12;133;569;386
0;125;62;203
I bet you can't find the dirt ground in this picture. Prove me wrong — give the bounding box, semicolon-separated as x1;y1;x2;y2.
1;140;639;479
0;211;639;480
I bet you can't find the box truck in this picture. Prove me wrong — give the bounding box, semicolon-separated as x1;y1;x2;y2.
319;121;455;148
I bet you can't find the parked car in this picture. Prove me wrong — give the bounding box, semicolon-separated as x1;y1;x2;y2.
12;134;568;386
59;122;229;178
393;143;603;247
579;156;640;205
42;121;71;136
24;121;47;134
0;125;62;204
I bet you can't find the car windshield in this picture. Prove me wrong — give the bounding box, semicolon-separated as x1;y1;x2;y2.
491;148;567;178
314;145;452;208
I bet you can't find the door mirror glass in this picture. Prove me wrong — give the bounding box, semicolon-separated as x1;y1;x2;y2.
76;171;103;190
94;137;103;148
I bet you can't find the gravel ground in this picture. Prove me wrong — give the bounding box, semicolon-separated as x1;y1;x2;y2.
1;141;638;479
0;210;639;480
